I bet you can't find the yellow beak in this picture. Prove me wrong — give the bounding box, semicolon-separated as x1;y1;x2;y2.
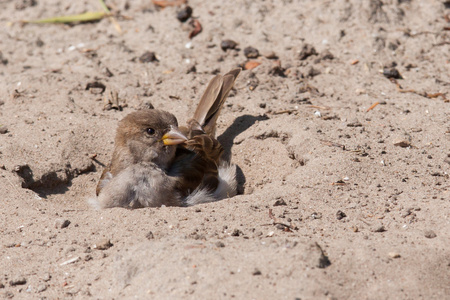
161;127;188;146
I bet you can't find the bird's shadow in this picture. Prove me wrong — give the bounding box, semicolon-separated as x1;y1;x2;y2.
218;114;269;194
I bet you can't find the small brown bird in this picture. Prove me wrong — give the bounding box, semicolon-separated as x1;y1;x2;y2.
94;69;241;209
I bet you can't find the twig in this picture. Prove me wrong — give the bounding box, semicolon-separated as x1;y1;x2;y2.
432;41;450;47
320;139;346;150
366;101;379;112
408;31;438;37
306;105;331;110
390;78;448;101
152;0;187;8
272;109;297;115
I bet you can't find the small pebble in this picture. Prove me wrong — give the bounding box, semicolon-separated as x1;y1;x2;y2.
273;199;287;206
347;121;362;127
84;254;93;261
60;256;80;266
297;43;317;60
0;126;8;134
177;6;192;22
306;66;321;78
146;231;154;240
215;241;225;248
94;239;113;250
139;51;157;63
275;224;286;230
37;284;47;293
262;51;277;59
311;212;322;220
424;230;437;239
252;268;262;276
221;40;238;51
9;277;26;286
141;102;155;110
42;274;51;282
54;219;70;229
186;65;196;74
244;46;259;58
393;140;411;148
318;49;334;61
372;225;386;233
382;67;402;79
336;210;347;220
388;252;401;258
36;38;44;47
268;65;286;77
231;229;242;237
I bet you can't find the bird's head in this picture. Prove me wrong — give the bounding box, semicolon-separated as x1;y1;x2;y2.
115;109;187;169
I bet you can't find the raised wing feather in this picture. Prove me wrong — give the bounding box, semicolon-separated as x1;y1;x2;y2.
192;68;241;136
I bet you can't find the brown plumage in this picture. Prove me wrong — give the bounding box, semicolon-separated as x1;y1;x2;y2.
94;68;241;208
174;68;241;198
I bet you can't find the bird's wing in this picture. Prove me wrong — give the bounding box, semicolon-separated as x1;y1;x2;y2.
191;68;241;137
170;135;223;196
192;75;223;128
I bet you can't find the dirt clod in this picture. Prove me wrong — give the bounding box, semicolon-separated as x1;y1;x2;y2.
273;198;287;206
54;219;71;229
297;43;317;60
9;277;26;286
139;51;157;63
388;252;401;259
94;239;113;250
424;230;437;239
231;229;242;237
383;67;402;79
244;47;259;58
372;225;386;233
252;268;262;275
215;241;225;248
177;6;192;22
37;284;47;293
336;210;347;220
393;140;411;148
221;40;238;51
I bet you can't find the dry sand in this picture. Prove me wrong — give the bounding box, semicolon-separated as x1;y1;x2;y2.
0;0;449;299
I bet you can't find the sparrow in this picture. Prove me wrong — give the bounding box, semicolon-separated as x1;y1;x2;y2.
94;68;241;209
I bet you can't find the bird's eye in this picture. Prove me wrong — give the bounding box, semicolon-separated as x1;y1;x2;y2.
146;128;156;135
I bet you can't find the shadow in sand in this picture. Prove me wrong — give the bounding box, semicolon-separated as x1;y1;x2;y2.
218;114;269;193
32;183;72;199
14;164;96;199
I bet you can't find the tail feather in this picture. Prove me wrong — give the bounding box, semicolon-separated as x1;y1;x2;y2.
184;164;237;206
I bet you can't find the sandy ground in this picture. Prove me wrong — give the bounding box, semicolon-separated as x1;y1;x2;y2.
0;0;449;299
